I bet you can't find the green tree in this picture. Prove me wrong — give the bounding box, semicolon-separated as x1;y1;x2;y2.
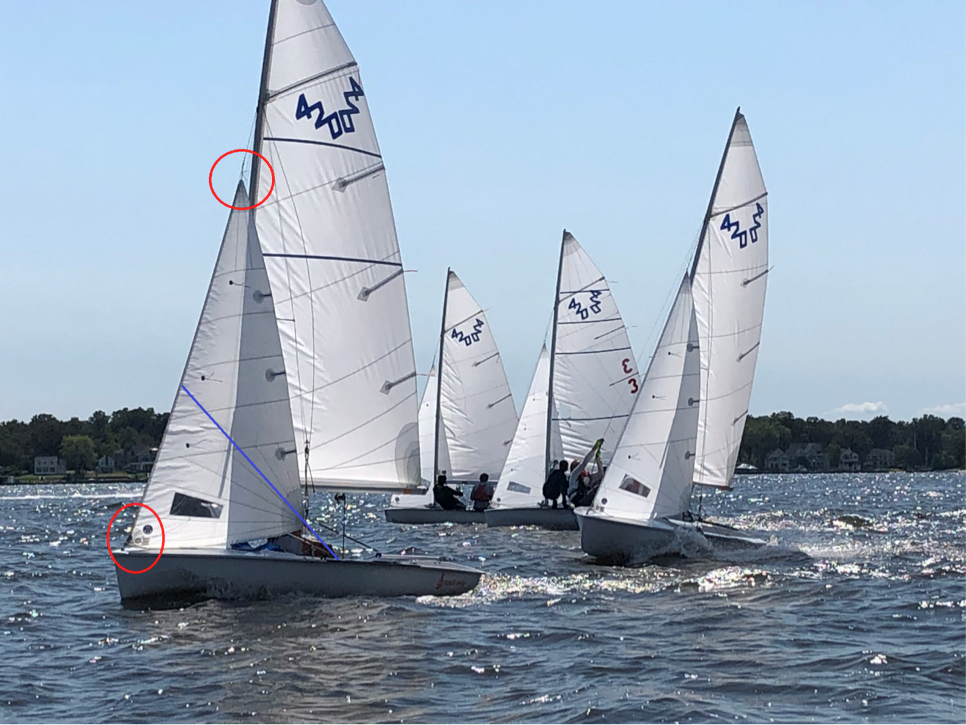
60;435;96;471
866;415;893;450
740;415;791;467
29;414;63;457
912;415;946;467
826;442;842;469
895;444;923;470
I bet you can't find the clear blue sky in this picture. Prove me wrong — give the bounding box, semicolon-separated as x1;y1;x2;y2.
1;1;963;424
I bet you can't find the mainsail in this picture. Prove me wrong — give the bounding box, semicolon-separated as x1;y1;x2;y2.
435;270;517;483
492;346;564;508
252;0;422;492
590;276;700;522
690;110;769;488
389;271;517;509
551;232;638;465
132;184;302;549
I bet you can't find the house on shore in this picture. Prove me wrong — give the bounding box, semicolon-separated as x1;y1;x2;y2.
34;456;67;475
787;442;825;471
97;455;116;474
765;449;790;472
840;448;861;472
864;448;896;471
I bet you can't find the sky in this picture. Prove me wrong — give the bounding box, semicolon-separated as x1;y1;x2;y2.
1;0;963;425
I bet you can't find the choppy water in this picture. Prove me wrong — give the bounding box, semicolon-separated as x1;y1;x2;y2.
1;472;963;723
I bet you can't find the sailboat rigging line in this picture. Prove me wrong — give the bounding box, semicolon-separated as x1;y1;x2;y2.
179;384;339;560
263;136;383;160
306;515;381;555
335;492;347;556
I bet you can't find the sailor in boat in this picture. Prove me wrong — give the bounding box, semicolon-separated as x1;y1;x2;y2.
569;469;593;507
470;473;494;512
541;459;570;509
433;473;466;511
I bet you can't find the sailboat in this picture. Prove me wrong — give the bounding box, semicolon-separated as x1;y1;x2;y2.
486;231;638;530
385;270;518;524
576;109;770;562
112;0;482;601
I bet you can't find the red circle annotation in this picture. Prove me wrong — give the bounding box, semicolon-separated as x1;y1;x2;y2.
107;502;166;575
208;149;275;210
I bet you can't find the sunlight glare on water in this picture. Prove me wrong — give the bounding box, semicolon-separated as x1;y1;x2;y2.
0;472;963;722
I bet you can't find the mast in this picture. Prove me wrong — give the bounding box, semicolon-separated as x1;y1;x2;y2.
432;269;451;482
250;0;279;196
544;231;566;475
689;107;742;280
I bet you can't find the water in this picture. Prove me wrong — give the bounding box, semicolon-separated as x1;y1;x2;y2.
1;472;963;723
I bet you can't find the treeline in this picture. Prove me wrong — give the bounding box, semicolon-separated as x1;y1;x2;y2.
1;408;963;477
738;412;965;471
0;408;169;475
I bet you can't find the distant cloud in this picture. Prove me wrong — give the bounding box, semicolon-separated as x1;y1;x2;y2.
917;402;966;418
828;401;889;419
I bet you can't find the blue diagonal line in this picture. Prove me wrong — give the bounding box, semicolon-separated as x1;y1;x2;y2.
180;384;339;560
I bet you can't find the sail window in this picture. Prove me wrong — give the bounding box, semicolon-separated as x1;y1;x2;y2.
170;493;223;519
619;476;651;498
507;482;531;495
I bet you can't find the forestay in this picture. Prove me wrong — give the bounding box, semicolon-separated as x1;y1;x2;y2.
252;0;422;492
492;346;563;508
437;271;517;483
553;232;638;464
132;184;302;550
591;276;700;522
690;111;769;488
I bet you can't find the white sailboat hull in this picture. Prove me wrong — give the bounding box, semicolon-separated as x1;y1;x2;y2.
576;509;766;564
384;507;486;525
113;548;481;602
485;506;578;531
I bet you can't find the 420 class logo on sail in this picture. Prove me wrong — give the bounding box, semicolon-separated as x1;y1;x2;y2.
720;202;765;249
452;319;485;347
295;77;365;140
569;290;603;320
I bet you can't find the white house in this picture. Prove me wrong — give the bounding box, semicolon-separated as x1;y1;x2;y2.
840;448;861;472
34;456;66;475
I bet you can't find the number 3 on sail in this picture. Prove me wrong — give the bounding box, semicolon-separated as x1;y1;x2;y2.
621;358;638;394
